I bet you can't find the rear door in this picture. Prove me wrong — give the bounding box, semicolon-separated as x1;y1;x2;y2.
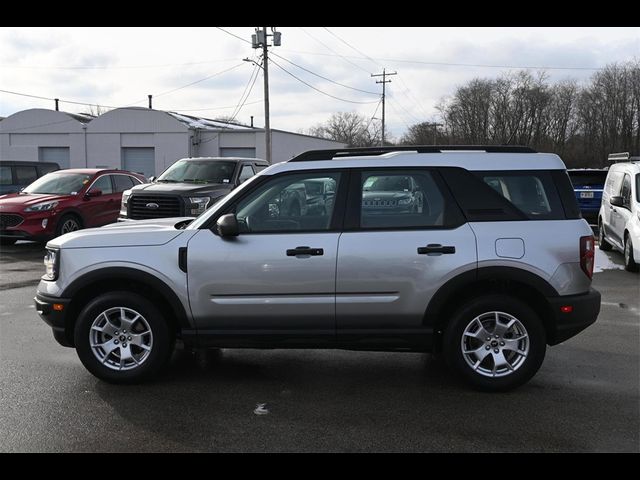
336;168;477;343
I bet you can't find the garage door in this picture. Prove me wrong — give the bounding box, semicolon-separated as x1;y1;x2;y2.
38;147;70;169
219;147;256;158
122;147;155;178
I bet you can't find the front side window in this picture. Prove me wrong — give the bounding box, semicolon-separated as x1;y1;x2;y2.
234;172;341;233
620;174;632;208
22;172;93;195
360;170;446;229
157;160;236;184
636;174;640;203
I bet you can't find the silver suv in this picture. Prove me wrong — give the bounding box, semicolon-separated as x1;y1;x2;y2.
35;146;601;391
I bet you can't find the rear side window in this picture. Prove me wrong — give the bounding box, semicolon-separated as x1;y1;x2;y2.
440;168;569;221
37;164;59;176
356;169;462;229
15;166;38;184
0;166;12;185
477;172;564;220
113;175;135;192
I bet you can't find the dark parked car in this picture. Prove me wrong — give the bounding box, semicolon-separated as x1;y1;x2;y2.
567;169;608;225
0;168;145;245
119;157;269;220
0;160;60;195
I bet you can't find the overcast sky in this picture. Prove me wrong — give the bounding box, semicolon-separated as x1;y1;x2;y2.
0;27;638;139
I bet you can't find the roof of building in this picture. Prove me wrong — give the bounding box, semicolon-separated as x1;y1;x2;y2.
65;112;96;124
166;112;255;131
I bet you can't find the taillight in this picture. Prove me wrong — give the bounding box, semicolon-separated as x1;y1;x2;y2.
580;235;595;279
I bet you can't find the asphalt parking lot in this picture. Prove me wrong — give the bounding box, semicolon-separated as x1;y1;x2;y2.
0;241;638;452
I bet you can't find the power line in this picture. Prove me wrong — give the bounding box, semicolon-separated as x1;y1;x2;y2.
388;90;421;124
168;100;263;112
0;88;120;109
396;73;430;119
270;51;378;95
269;57;380;105
151;62;245;99
298;27;372;74
215;27;252;45
365;98;383;131
278;49;609;71
322;28;382;69
0;58;241;70
198;58;263;146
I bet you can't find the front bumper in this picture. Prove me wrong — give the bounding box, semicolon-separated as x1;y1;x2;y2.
34;292;73;347
546;288;601;345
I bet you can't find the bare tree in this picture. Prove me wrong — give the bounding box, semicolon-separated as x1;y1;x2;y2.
308;111;381;147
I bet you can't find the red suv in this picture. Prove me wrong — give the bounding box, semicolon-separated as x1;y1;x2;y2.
0;168;146;245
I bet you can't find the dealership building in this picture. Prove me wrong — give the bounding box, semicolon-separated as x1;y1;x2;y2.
0;107;345;177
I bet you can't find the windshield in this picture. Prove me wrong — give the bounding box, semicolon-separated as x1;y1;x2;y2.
22;172;92;195
157;160;236;184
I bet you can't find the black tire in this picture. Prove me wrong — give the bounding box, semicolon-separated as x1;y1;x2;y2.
624;234;639;273
74;291;174;384
0;238;17;246
598;219;612;251
443;294;546;392
55;213;82;237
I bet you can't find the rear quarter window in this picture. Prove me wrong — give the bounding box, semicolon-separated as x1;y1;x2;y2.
477;172;564;220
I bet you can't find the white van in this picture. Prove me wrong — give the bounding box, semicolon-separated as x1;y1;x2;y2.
598;152;640;272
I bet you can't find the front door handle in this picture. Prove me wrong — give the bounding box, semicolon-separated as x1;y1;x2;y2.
286;246;324;256
417;244;456;255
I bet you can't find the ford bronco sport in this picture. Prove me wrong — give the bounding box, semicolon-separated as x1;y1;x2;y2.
35;146;601;391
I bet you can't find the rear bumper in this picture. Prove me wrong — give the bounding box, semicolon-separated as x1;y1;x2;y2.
34;292;73;347
546;288;601;345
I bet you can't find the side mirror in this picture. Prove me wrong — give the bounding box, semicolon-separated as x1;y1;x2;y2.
85;188;102;198
610;196;624;208
149;176;156;182
216;213;239;237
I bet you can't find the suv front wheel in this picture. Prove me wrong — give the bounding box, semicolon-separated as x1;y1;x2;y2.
74;291;174;384
443;294;546;392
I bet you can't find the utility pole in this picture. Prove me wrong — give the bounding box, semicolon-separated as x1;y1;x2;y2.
426;122;443;145
371;68;396;146
251;27;281;164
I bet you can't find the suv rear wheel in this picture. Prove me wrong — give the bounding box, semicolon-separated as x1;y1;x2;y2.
74;291;174;384
443;294;546;392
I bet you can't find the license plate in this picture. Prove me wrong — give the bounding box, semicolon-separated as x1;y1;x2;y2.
580;192;594;198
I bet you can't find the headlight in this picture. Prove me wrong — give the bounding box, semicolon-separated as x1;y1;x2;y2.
25;201;59;212
188;197;211;215
43;248;59;281
397;197;412;205
121;190;132;206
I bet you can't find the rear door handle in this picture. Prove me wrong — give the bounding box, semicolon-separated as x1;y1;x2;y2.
417;244;456;255
286;246;324;256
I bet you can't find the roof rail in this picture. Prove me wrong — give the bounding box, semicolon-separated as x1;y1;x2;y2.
288;145;537;162
608;152;640;162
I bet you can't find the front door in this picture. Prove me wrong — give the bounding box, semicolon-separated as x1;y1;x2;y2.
187;170;345;335
336;168;477;343
82;175;120;227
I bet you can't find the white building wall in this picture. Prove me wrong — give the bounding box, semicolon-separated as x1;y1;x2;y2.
270;130;346;163
0;109;87;166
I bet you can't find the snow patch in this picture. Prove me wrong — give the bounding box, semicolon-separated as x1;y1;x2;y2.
594;248;625;273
